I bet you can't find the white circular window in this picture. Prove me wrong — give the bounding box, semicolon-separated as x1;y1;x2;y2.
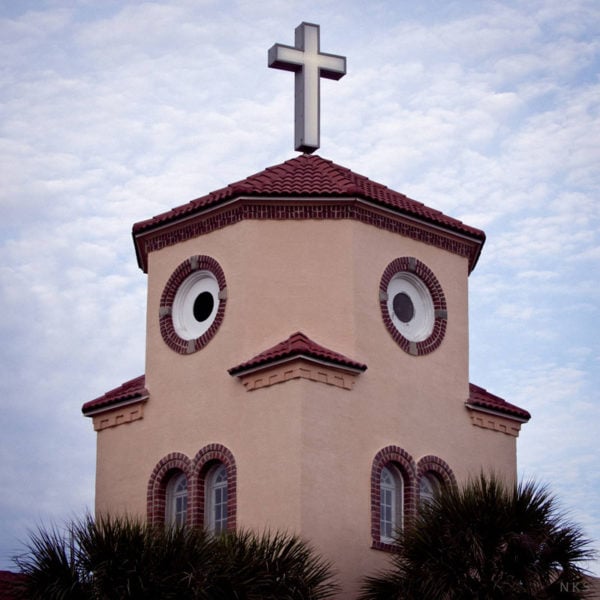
159;256;227;354
380;258;447;356
172;271;220;340
386;273;434;342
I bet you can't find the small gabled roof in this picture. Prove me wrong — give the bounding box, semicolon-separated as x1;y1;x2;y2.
228;331;368;376
134;154;483;239
82;374;148;415
467;383;531;421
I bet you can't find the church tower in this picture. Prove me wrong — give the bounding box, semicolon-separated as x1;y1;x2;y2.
82;23;530;598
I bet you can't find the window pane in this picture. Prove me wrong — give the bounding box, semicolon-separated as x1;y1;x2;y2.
380;465;402;541
167;472;188;526
206;463;228;534
420;473;439;506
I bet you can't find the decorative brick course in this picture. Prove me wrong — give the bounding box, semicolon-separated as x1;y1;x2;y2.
147;444;237;530
468;412;523;437
379;257;447;356
237;358;360;391
136;199;481;273
133;154;485;273
159;256;227;355
92;401;145;431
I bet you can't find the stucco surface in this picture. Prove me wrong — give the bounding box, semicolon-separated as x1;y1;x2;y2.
94;217;518;598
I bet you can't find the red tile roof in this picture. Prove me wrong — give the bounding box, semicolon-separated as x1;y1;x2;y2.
82;374;148;415
0;571;25;600
228;331;368;376
468;383;530;420
81;373;529;423
133;154;485;241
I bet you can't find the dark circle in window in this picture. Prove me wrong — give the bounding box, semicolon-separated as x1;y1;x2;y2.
393;292;414;323
193;292;214;322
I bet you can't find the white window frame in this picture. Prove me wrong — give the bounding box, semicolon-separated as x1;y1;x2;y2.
380;464;403;543
166;471;188;526
205;463;228;535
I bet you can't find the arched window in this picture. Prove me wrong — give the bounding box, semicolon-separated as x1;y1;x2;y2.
166;471;188;526
380;465;403;542
205;463;228;534
371;446;417;550
147;453;192;526
418;472;440;507
416;456;456;509
150;445;236;529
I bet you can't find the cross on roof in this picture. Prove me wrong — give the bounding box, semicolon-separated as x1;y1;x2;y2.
269;22;346;154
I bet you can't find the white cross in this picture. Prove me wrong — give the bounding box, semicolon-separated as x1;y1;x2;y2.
269;22;346;154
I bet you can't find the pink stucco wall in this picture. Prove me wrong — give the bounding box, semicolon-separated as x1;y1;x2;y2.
94;217;518;597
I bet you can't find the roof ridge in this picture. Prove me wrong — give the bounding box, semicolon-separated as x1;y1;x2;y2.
132;154;486;272
228;331;367;376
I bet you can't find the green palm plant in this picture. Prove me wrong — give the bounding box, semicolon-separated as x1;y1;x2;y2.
77;516;214;599
14;516;338;599
360;474;595;600
209;530;339;599
13;522;91;600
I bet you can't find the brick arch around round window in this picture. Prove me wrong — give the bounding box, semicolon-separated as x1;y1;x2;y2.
379;257;447;356
190;443;237;531
416;455;457;492
159;255;227;355
147;452;193;525
371;445;417;551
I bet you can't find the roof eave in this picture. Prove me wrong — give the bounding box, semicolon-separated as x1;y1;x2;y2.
465;402;530;423
133;194;485;273
82;394;149;417
228;352;367;378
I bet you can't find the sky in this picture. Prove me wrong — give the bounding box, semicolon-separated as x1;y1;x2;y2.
1;0;599;575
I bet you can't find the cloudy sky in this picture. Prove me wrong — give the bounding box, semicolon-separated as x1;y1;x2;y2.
1;0;598;574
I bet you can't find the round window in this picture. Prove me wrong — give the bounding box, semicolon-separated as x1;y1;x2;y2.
160;256;227;354
387;272;434;342
380;258;447;356
172;271;220;340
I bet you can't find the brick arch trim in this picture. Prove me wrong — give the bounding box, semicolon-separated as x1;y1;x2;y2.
417;455;457;491
159;255;227;355
147;452;193;525
379;257;447;356
191;443;237;531
371;445;417;551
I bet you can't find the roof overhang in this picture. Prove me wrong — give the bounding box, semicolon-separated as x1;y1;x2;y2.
132;154;486;274
133;194;484;274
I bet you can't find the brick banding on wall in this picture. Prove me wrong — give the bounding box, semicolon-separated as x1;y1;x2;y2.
137;200;479;273
379;257;447;356
159;255;227;355
371;446;418;552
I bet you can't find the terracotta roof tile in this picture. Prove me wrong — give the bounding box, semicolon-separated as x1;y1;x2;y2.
468;383;531;420
0;571;25;600
82;374;148;415
228;331;367;376
133;154;485;241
